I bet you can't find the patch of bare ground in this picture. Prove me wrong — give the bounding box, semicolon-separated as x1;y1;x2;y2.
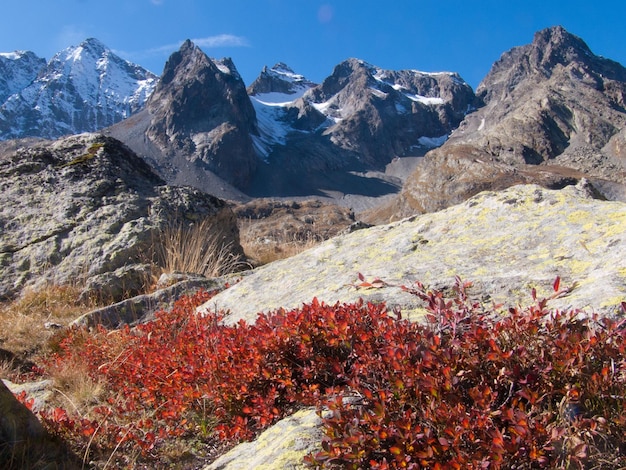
234;199;356;265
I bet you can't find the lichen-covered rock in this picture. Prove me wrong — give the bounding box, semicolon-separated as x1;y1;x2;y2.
204;408;323;470
0;133;243;301
200;182;626;324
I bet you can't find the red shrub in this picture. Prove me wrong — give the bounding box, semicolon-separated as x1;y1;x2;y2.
30;278;626;468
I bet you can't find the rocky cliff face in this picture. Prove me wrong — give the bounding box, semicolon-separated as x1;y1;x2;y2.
303;59;475;166
0;39;157;140
0;133;243;301
393;26;626;217
107;40;259;194
107;45;475;200
244;58;475;199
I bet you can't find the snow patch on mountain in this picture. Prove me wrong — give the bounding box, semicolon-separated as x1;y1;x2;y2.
373;68;447;105
250;97;293;159
0;52;21;60
417;134;448;148
248;63;318;160
311;98;344;123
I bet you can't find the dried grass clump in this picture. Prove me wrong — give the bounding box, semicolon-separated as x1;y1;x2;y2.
0;284;98;358
153;218;245;277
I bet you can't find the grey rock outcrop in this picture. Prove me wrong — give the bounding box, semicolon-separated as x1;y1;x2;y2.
199;182;626;325
394;26;626;217
0;38;157;140
107;40;259;195
73;273;231;328
0;133;243;301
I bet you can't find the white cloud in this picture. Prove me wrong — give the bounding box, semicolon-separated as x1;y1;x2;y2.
192;34;249;48
142;34;249;57
150;0;164;4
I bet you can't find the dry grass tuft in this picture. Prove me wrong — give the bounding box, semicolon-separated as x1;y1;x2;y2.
0;284;98;358
0;359;15;380
47;360;107;415
153;218;246;278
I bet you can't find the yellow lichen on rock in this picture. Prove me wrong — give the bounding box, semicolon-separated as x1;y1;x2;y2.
204;408;323;470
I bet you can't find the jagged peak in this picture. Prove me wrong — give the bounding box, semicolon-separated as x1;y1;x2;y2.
0;50;41;61
270;62;295;74
247;62;315;97
160;41;241;84
529;25;596;70
79;37;109;52
532;26;591;53
477;25;626;101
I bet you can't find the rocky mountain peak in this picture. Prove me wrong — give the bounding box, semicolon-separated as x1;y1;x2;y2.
148;40;254;120
161;39;209;84
0;39;157;140
477;26;626;103
314;58;373;98
76;37;109;55
392;26;626;220
247;62;316;97
532;25;594;69
133;41;259;188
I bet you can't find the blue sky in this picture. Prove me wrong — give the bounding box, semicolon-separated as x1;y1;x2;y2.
2;0;625;89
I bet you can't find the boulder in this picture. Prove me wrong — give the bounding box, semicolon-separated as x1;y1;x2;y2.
0;379;80;468
0;133;244;301
204;408;323;470
199;182;626;325
196;181;626;468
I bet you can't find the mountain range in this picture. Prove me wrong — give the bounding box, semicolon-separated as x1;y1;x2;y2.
1;26;625;215
0;38;157;140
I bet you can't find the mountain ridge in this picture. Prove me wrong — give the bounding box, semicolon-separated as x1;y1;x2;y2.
372;25;626;221
0;38;157;140
1;26;625;215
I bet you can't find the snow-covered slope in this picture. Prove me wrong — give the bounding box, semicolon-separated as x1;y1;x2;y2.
0;38;157;140
0;51;46;103
247;63;318;159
